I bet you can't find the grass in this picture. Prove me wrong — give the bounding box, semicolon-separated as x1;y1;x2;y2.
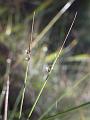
0;0;90;120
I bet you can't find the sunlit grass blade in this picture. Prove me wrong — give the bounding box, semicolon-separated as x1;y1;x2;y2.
5;15;12;35
4;59;11;120
43;101;90;120
4;80;9;120
27;11;77;120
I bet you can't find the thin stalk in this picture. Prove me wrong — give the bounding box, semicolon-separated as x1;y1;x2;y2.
27;12;77;120
28;11;35;52
19;12;35;119
19;61;29;119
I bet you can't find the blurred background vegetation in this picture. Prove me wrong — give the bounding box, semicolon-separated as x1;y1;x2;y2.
0;0;90;120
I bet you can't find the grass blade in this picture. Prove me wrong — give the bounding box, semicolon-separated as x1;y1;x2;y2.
43;101;90;120
4;59;11;120
19;61;29;119
27;11;77;120
19;12;35;119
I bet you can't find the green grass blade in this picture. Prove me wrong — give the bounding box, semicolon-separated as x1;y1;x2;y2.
43;101;90;120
